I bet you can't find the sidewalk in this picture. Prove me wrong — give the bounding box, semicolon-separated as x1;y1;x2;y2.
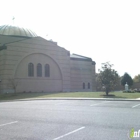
0;97;140;102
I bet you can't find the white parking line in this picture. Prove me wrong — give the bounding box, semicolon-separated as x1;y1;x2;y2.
0;121;18;127
90;101;111;106
53;126;85;140
132;104;140;108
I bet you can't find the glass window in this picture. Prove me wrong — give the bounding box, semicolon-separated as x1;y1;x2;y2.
37;63;42;77
83;83;85;89
88;83;90;89
45;64;50;77
28;63;34;77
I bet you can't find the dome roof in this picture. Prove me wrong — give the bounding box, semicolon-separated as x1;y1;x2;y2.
0;25;37;38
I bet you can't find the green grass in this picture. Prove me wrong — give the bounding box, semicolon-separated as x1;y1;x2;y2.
0;91;140;100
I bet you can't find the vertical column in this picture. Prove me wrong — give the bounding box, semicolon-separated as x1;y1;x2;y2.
92;62;96;91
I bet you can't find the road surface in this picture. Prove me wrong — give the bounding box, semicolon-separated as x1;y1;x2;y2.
0;100;140;140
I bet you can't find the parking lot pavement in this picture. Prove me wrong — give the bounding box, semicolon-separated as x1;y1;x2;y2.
0;100;140;140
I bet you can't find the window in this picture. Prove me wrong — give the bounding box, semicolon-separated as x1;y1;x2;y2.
37;63;42;77
88;83;90;89
45;64;50;77
83;83;85;89
28;63;34;77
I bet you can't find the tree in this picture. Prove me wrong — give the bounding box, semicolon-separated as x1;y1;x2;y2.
98;62;119;95
8;78;19;94
121;73;133;87
96;73;103;91
133;74;140;83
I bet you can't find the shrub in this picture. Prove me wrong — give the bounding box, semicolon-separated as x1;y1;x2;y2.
122;90;135;93
123;90;127;93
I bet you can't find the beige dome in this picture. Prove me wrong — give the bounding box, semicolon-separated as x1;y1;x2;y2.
0;25;37;38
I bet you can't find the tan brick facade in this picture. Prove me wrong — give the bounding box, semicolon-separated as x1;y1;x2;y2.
0;26;96;93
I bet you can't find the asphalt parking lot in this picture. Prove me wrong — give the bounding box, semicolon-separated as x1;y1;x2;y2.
0;100;140;140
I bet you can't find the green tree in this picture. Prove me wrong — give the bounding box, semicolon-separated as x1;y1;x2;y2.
121;73;133;87
96;73;103;91
133;74;140;83
98;62;119;95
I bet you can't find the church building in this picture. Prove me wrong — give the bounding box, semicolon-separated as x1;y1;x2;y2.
0;25;96;93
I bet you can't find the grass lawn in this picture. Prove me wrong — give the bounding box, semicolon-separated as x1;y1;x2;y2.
0;91;140;100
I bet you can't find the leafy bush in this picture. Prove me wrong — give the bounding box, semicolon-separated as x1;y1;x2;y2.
122;90;135;93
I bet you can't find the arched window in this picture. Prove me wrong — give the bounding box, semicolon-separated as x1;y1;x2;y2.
28;63;34;77
88;83;90;89
83;83;85;89
37;63;42;77
45;64;50;77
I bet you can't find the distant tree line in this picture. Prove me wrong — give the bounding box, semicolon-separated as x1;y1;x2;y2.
133;74;140;83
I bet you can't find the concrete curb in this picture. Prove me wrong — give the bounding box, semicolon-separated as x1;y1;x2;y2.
0;97;140;102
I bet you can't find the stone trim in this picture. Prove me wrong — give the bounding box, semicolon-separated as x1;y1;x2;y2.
70;57;92;62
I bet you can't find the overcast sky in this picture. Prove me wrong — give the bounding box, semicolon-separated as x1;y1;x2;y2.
0;0;140;78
